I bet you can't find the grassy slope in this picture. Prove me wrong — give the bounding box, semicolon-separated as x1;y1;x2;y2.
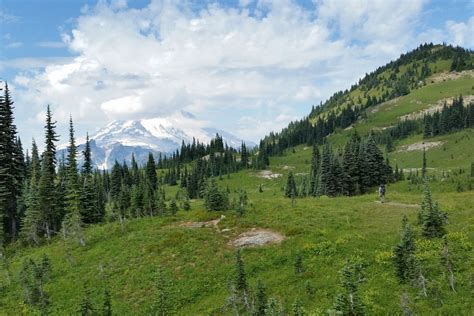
327;73;474;148
1;145;473;315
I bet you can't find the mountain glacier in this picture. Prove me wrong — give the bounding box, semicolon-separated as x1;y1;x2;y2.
58;112;254;169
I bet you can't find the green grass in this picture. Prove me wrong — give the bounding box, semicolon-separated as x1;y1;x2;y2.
391;129;474;171
1;146;473;315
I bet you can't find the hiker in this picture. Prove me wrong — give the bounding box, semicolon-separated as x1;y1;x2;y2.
379;184;386;203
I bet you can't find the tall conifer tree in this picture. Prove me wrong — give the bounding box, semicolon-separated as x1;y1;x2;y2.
309;144;321;196
61;118;85;246
38;105;59;238
0;82;21;241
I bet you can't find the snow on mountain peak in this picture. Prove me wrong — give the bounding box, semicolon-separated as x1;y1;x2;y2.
64;112;255;168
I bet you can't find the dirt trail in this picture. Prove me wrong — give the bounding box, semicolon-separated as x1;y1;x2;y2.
397;141;444;153
375;201;419;208
179;215;225;228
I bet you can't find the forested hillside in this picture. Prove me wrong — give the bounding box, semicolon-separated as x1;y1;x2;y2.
0;43;473;315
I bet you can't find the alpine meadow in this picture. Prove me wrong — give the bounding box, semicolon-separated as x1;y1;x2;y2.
0;1;474;315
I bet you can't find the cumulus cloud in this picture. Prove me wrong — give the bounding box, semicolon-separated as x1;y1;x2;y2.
446;17;474;47
10;0;472;143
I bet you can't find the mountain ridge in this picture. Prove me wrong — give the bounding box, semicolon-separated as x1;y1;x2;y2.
58;111;255;169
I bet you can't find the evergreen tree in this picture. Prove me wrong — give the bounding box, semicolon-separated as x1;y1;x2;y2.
235;250;249;300
102;289;112;316
21;140;42;245
393;216;418;282
110;161;122;200
342;133;361;196
236;190;248;217
169;198;178;216
81;134;97;223
254;280;267;316
204;178;228;211
320;143;336;196
19;257;50;311
265;298;283;316
292;298;306;316
146;153;158;191
0;82;21;241
309;144;321;196
183;196;191;211
294;253;304;275
62;118;85;246
421;149;427;178
152;266;174;315
79;285;94;316
334;262;365;315
420;183;446;238
241;142;249;168
364;133;388;186
38;105;59;239
441;237;456;292
284;171;297;198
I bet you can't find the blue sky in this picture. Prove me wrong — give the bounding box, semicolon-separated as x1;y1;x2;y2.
1;0;473;148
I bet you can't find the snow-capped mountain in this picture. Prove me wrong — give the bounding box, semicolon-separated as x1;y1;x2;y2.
58;111;254;169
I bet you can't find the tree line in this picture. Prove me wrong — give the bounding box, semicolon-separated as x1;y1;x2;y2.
285;131;393;199
0;84;252;249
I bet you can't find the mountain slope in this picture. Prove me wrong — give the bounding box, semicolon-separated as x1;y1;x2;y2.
58;111;255;169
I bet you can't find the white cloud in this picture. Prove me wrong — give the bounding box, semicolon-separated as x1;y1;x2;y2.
446;17;474;47
11;0;470;144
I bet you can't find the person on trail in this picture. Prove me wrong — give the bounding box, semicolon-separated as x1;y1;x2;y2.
379;184;386;203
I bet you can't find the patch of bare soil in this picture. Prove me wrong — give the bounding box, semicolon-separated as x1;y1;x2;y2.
397;141;444;153
400;95;474;121
179;215;225;229
229;229;286;248
255;170;282;179
371;97;402;114
430;70;474;84
372;125;395;131
282;165;295;170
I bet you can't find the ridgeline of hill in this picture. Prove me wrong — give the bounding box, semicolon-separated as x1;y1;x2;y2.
0;43;473;315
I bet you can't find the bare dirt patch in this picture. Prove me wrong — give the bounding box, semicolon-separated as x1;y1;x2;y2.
229;229;286;248
372;125;395;131
179;215;225;229
255;170;282;179
400;95;474;121
282;165;295;170
370;97;402;114
430;70;474;84
397;141;444;153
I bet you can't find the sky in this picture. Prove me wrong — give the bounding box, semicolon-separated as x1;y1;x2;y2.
1;0;473;149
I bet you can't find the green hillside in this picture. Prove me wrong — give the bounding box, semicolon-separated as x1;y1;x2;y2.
1;44;473;315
